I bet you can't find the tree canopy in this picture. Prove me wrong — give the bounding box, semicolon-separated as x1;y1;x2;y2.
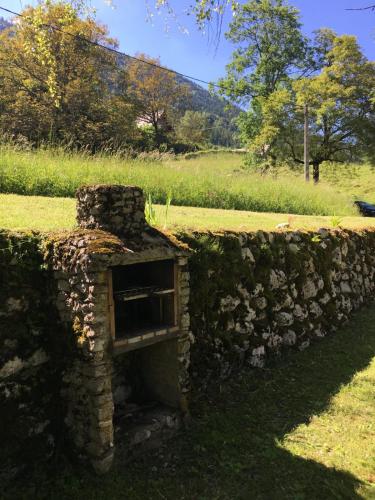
176;110;210;145
126;54;190;146
0;2;137;148
219;0;375;181
0;1;236;150
218;0;310;102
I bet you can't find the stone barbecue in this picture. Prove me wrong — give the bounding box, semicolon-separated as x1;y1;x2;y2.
49;185;191;474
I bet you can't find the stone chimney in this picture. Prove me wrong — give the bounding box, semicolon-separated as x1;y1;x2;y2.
76;185;147;237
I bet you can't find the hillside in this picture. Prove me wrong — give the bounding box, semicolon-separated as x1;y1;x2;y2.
175;76;241;147
0;17;11;32
0;16;240;147
119;53;241;146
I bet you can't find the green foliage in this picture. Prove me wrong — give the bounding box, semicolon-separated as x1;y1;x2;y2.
144;193;158;226
176;111;210;145
126;53;191;146
219;1;375;182
330;216;343;228
163;190;172;229
0;230;43;269
0;2;138;149
290;32;375;178
0;3;241;151
311;235;322;243
218;0;309;103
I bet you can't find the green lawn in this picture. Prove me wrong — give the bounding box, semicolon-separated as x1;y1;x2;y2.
5;306;375;499
2;193;375;233
0;146;362;216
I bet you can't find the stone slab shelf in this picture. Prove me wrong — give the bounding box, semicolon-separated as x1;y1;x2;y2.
114;287;175;302
113;325;179;354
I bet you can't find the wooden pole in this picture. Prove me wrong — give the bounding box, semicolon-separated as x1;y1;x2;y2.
304;104;310;182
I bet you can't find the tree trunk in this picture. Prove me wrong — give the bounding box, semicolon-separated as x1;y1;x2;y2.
304;104;310;182
313;161;320;184
153;120;161;147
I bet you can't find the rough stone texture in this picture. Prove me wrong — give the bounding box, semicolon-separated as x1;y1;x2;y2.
3;190;375;476
46;186;191;473
0;230;62;481
180;229;375;386
76;185;147;237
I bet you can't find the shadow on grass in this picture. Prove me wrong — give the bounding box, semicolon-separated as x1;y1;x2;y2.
4;306;375;500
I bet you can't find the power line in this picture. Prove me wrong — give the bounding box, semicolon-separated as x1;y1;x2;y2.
346;5;375;11
0;5;225;91
0;4;309;116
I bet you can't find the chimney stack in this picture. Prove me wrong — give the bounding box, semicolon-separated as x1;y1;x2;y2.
76;185;147;237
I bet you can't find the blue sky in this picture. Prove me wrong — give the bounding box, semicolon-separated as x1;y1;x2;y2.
4;0;375;87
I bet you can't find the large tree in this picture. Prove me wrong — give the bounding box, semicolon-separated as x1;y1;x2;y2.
244;31;375;182
216;0;313;165
126;53;190;145
217;0;311;103
0;2;137;147
218;0;375;182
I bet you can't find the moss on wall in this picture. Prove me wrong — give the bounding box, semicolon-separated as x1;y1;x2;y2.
2;225;375;474
0;230;63;480
179;229;375;386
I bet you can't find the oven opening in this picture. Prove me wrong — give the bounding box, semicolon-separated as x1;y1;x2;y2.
110;260;178;349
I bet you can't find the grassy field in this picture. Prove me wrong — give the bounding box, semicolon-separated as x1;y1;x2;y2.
5;305;375;499
2;193;375;232
0;145;363;216
323;162;375;200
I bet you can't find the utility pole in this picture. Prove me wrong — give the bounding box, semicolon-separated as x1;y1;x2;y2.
304;104;310;182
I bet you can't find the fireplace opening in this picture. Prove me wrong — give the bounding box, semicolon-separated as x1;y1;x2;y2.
109;260;179;351
112;341;181;454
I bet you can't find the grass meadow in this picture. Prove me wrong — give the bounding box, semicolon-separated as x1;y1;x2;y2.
0;145;367;217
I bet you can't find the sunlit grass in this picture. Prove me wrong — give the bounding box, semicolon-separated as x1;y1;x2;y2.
0;145;359;216
283;359;375;490
322;162;375;201
2;193;375;232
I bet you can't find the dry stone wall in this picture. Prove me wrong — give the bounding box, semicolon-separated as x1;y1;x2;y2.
0;230;63;480
1;223;375;477
181;229;375;385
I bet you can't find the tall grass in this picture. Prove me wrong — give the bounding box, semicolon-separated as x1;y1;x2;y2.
0;145;358;216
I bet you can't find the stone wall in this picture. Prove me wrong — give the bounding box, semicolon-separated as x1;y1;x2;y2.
180;229;375;386
0;230;62;480
1;223;375;476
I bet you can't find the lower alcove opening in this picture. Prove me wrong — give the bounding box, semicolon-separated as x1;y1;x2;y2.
112;338;182;457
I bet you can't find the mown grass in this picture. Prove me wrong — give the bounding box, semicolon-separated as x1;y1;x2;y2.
0;145;360;216
2;193;375;232
4;305;375;500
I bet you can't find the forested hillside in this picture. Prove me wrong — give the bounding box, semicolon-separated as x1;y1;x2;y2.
0;17;11;31
0;15;240;149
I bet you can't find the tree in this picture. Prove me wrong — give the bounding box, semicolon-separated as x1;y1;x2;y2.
218;0;310;104
70;1;239;31
217;0;313;161
0;2;137;147
176;111;210;145
246;32;375;182
126;53;191;146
